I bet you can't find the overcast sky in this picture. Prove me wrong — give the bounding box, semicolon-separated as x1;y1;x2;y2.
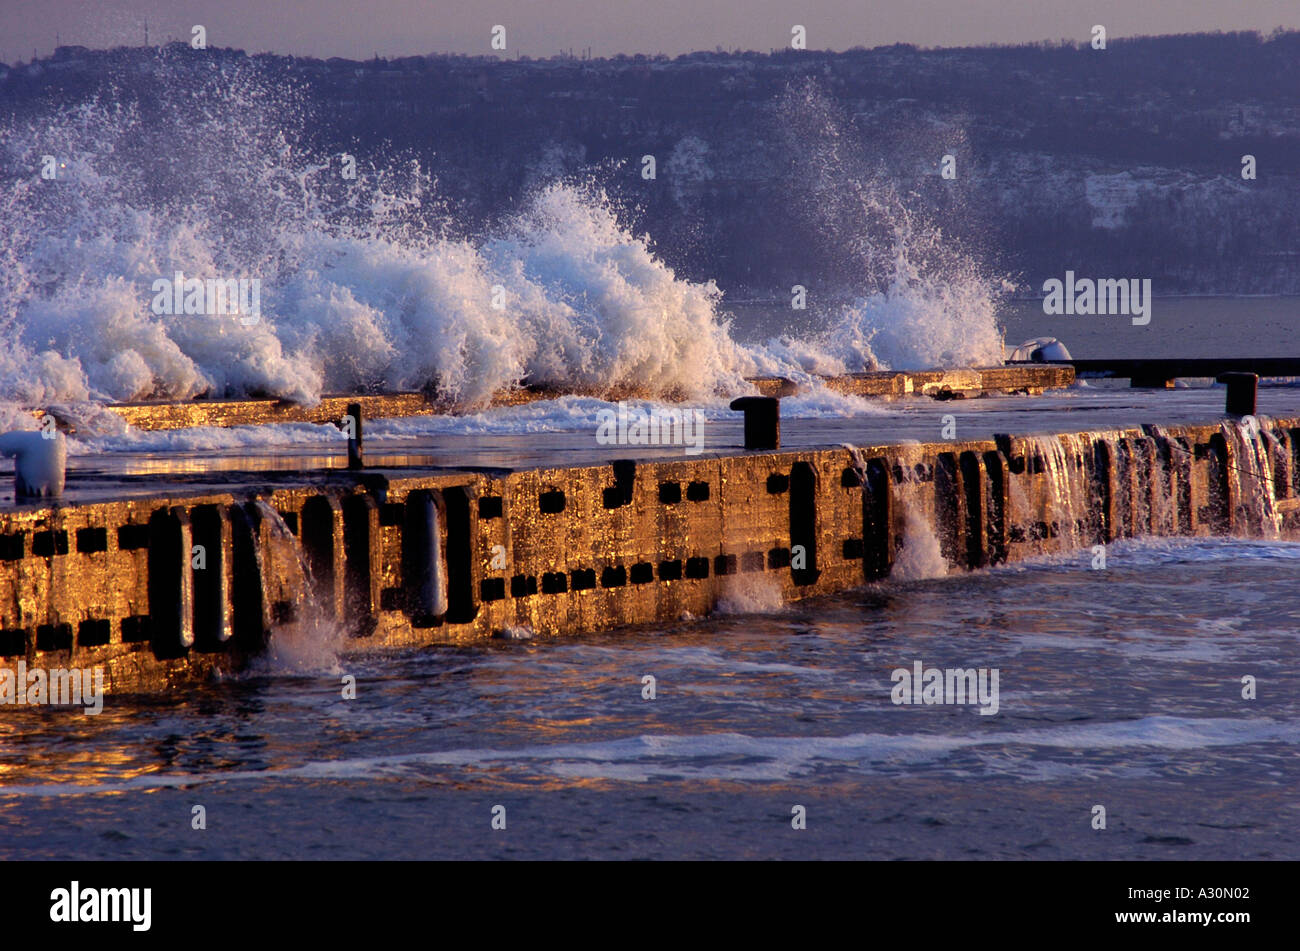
4;0;1298;64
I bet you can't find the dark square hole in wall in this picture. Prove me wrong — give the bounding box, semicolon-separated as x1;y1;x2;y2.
380;587;404;611
602;486;632;509
842;538;865;560
541;572;568;594
658;482;682;504
658;559;683;581
478;496;503;519
117;524;150;551
539;490;566;514
600;566;627;588
36;623;72;652
480;577;507;602
0;628;27;656
630;562;654;584
379;504;405;527
272;601;297;625
278;511;300;534
75;527;108;554
120;615;151;643
766;473;789;494
78;619;112;647
768;547;791;570
32;531;68;558
570;568;596;591
741;551;766;573
685;557;710;579
511;574;538;598
714;554;738;576
0;533;24;560
686;481;710;502
841;468;863;488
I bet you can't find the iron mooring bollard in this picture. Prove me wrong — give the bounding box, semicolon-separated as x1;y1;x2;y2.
347;402;365;469
730;396;780;450
1218;372;1258;417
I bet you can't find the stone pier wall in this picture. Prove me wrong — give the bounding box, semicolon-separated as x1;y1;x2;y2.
2;414;1296;696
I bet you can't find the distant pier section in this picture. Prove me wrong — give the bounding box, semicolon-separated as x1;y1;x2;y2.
31;365;1074;432
1049;358;1300;389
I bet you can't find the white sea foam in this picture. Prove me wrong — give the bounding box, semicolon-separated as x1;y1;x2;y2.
4;716;1296;795
715;575;786;615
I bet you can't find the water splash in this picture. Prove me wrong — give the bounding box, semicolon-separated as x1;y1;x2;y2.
1;59;1010;417
761;80;1008;372
1021;434;1089;551
716;575;785;614
0;59;752;410
889;445;949;581
891;509;949;581
249;501;344;675
1219;418;1282;538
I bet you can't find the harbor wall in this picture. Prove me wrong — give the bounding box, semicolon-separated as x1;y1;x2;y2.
2;412;1295;695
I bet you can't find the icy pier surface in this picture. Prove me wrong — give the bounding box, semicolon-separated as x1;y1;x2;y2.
6;385;1298;504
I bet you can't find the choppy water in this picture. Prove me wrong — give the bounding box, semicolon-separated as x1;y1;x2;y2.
2;537;1296;860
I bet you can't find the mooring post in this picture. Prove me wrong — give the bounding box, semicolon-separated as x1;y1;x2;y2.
729;396;780;450
1218;372;1257;417
347;402;364;469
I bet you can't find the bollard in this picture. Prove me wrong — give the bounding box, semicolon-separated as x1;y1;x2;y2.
1217;372;1257;417
346;402;364;469
729;396;780;450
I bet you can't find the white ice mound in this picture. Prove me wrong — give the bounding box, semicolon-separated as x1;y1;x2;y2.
1007;337;1073;363
0;430;68;498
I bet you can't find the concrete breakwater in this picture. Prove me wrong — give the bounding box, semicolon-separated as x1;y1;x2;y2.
1;408;1295;697
31;365;1073;433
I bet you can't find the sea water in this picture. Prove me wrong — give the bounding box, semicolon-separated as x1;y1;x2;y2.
0;537;1296;860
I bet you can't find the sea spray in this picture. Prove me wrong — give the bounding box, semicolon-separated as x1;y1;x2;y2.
1;59;1013;420
1022;434;1089;551
892;508;950;581
0;62;750;409
763;79;1008;373
248;502;345;675
716;574;785;615
888;446;949;581
1219;417;1282;539
842;441;948;582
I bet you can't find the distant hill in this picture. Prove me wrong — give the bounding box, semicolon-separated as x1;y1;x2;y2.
5;32;1298;296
